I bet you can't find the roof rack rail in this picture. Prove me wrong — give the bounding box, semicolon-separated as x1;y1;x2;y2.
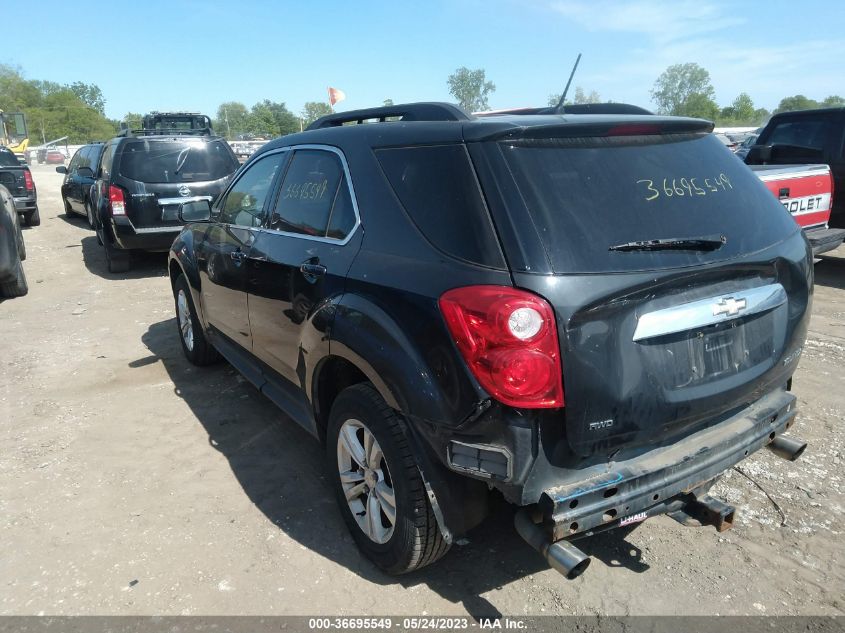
307;102;471;130
117;127;213;138
475;103;654;117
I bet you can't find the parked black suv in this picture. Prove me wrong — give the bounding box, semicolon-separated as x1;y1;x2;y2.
57;142;106;227
0;146;39;226
168;102;812;578
746;106;845;228
91;122;239;272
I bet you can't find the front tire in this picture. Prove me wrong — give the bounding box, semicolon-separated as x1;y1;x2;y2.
173;274;219;366
327;384;449;574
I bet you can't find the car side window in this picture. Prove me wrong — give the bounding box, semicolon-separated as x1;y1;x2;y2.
269;149;355;240
68;150;82;172
217;154;283;227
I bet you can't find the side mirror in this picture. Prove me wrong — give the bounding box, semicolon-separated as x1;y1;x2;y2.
745;144;772;164
55;166;68;174
178;199;212;223
77;166;94;178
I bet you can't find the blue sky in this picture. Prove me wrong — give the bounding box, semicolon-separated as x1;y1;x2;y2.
8;0;845;120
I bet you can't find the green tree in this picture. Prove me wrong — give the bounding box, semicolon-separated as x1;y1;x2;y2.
651;63;716;115
383;98;394;107
573;86;601;104
753;108;771;125
821;95;845;107
773;95;819;114
122;112;143;130
447;67;495;112
677;92;719;120
216;102;249;138
301;102;333;127
68;81;106;115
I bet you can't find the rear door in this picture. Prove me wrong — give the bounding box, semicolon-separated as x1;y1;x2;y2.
474;131;812;458
199;152;286;346
829;112;845;227
247;146;362;388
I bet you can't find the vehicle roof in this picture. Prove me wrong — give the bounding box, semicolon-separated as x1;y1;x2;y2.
769;107;845;119
256;109;713;156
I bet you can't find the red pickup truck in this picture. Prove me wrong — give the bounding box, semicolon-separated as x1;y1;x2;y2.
750;163;844;256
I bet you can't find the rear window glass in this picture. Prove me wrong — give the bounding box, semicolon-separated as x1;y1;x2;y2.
0;149;19;167
767;119;832;150
497;133;799;273
376;145;504;268
119;139;238;184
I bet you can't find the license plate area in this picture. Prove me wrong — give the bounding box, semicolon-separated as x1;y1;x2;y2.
689;324;747;381
160;204;180;222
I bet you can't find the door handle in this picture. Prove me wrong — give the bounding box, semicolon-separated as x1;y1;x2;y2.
778;187;790;199
230;250;246;262
300;262;327;281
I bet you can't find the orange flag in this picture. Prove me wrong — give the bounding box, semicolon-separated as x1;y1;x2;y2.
328;87;346;106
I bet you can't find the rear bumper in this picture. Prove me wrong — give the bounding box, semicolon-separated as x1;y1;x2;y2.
538;389;796;541
110;217;182;252
12;196;37;213
804;226;845;256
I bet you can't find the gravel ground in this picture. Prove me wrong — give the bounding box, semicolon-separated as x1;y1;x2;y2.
1;164;843;617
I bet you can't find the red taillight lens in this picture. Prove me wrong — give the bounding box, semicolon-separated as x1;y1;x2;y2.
108;185;126;216
439;286;564;409
23;170;34;191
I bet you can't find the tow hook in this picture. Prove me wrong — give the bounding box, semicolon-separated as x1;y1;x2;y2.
514;509;591;579
766;434;808;461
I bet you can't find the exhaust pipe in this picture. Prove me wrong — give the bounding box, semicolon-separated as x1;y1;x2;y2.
514;509;591;579
767;434;807;461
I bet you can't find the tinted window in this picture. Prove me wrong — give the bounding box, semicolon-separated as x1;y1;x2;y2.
100;142;116;179
0;149;17;167
270;149;355;239
767;119;832;150
67;149;83;171
376;144;503;267
77;146;92;170
218;154;283;227
119;138;238;183
496;133;799;273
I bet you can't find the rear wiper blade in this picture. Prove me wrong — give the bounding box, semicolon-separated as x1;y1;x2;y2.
608;234;727;252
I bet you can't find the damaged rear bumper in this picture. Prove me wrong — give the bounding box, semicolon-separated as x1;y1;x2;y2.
539;389;797;541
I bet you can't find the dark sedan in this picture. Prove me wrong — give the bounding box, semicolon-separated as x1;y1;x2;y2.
58;143;105;228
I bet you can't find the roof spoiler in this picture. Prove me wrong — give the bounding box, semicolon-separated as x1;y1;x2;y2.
474;103;654;117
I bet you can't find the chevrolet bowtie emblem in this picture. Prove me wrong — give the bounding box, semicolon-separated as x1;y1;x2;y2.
713;297;747;317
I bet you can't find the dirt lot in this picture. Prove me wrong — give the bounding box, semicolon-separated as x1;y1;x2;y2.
1;164;843;617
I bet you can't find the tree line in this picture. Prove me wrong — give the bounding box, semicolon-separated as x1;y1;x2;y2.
447;63;844;127
3;61;843;146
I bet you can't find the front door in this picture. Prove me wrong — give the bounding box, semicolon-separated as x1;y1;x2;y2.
199;152;286;346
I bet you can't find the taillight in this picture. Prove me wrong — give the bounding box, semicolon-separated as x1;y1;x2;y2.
23;170;34;191
439;286;564;409
108;185;126;216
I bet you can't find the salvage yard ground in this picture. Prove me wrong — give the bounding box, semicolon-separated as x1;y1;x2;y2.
1;165;843;616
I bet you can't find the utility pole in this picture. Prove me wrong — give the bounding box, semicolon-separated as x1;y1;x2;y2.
224;108;231;139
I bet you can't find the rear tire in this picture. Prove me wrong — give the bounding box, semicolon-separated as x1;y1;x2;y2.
327;383;450;574
24;206;41;227
85;202;95;229
173;274;219;366
64;198;75;219
104;239;130;273
1;258;28;298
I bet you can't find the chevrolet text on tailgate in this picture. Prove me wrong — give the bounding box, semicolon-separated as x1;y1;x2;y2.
168;101;812;579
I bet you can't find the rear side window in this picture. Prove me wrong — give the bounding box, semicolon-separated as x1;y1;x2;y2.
767;119;832;150
376;145;504;268
269;149;357;240
495;133;799;273
118;139;238;183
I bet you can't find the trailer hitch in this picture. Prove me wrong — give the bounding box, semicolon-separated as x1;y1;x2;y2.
669;493;736;532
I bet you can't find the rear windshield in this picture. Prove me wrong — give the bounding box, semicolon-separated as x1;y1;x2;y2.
0;149;19;167
496;133;799;273
118;138;238;184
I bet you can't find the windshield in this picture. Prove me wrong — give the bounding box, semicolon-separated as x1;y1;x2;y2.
495;133;799;273
119;138;238;184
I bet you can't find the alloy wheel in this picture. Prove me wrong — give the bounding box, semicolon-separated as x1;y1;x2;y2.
336;419;397;544
177;289;194;351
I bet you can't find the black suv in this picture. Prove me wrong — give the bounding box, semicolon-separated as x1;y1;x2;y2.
57;143;106;227
168;102;812;578
0;146;38;226
746;106;845;228
91;121;239;272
